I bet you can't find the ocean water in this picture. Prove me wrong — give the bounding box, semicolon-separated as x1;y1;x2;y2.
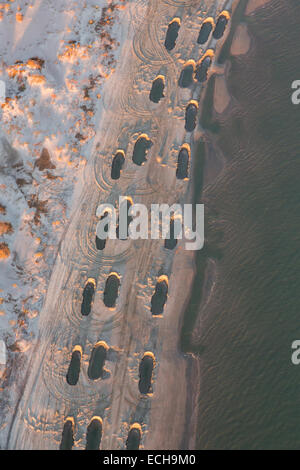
182;0;300;449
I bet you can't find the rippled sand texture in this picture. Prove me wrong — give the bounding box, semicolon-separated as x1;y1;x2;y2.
7;0;231;450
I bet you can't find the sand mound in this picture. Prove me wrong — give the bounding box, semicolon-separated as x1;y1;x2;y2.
35;148;56;171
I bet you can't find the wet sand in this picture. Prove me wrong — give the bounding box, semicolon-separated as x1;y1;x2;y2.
183;0;300;450
246;0;272;14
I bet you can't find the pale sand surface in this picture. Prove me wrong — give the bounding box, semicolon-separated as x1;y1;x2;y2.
213;75;231;114
230;23;251;56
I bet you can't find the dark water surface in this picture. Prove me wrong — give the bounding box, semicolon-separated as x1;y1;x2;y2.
182;0;300;449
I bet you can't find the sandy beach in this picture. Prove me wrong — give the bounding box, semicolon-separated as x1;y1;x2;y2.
1;0;236;450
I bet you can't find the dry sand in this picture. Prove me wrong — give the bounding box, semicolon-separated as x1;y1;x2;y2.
213;75;231;114
5;0;234;450
230;23;251;56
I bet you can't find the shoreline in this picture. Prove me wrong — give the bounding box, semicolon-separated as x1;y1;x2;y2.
180;0;249;352
187;0;300;449
178;0;256;448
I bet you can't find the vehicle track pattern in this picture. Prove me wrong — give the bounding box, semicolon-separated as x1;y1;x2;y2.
7;0;232;450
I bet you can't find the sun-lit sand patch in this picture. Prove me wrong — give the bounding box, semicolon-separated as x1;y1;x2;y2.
6;63;25;79
13;339;32;353
0;3;10;14
16;13;23;23
52;221;61;228
246;0;272;15
0;243;10;260
0;221;14;236
214;75;231;114
27;58;43;70
231;23;251;56
58;43;90;63
27;74;46;86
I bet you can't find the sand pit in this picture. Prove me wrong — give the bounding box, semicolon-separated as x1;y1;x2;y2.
231;23;251;55
214;75;231;114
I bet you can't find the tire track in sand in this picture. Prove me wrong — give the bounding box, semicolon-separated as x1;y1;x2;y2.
7;0;232;449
